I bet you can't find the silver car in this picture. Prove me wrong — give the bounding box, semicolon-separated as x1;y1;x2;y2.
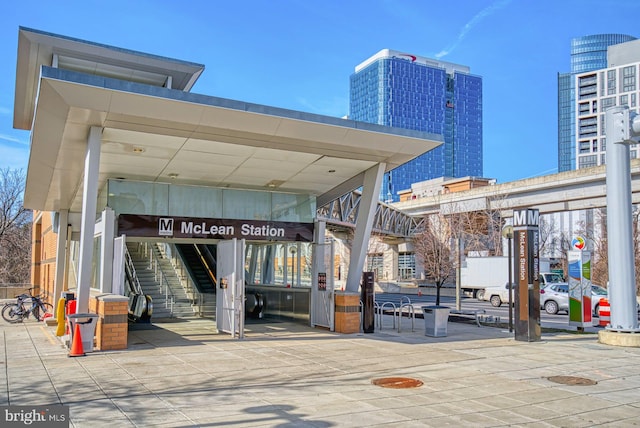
591;285;608;315
540;283;609;315
539;283;569;314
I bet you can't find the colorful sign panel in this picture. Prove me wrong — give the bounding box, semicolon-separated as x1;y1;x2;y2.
568;250;592;327
118;214;314;242
571;236;586;251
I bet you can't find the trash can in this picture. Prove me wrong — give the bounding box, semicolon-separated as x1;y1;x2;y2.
422;306;450;337
67;313;99;353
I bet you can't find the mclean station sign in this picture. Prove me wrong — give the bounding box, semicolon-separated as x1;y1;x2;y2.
118;214;314;242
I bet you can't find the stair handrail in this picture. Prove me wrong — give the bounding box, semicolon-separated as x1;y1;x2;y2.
124;244;144;296
141;242;176;316
165;243;205;316
194;244;218;286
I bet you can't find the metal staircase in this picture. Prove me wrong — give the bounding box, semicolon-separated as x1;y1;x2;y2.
163;243;217;319
126;242;198;319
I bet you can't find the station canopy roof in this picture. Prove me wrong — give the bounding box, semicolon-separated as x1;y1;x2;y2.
15;27;442;213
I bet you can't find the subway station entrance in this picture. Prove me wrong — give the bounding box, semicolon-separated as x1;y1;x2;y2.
15;27;441;340
114;203;332;337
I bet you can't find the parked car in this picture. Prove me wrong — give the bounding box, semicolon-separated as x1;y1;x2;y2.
540;283;609;316
482;283;514;307
591;285;608;316
591;285;640;315
539;283;569;314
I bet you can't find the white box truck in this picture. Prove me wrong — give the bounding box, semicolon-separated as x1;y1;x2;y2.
460;256;553;302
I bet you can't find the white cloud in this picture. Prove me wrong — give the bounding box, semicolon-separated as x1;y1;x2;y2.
295;96;349;118
0;133;28;145
436;0;512;59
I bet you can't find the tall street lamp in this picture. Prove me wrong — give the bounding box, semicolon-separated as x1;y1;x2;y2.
502;225;514;333
290;246;297;287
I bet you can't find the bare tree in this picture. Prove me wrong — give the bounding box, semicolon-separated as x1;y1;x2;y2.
538;215;558;259
413;213;457;305
0;223;31;283
0;168;31;284
576;207;640;293
453;193;509;257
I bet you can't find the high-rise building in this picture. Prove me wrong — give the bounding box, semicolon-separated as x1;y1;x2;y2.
557;34;636;173
350;49;482;202
554;35;637;263
575;39;640;169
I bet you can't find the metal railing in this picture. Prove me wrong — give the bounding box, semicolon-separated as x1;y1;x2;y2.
124;246;144;296
124;244;153;321
376;301;397;330
164;243;205;316
137;242;177;316
398;295;416;333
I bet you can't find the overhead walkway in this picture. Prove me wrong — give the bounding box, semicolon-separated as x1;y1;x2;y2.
317;159;640;239
317;189;423;238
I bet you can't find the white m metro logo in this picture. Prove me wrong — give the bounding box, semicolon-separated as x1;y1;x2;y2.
158;218;174;236
513;209;539;227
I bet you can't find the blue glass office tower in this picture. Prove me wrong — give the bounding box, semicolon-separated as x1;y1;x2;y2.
557;34;636;172
350;49;482;202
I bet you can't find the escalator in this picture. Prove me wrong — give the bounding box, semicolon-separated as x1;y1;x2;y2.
175;244;217;294
123;243;153;323
175;243;266;320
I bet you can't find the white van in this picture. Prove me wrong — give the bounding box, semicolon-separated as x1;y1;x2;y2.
481;283;514;307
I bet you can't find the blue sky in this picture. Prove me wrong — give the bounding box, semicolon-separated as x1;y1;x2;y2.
2;0;640;183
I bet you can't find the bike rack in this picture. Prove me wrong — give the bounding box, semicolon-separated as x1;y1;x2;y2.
398;296;415;333
377;301;397;330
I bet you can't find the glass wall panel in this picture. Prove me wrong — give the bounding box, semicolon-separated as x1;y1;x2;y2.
108;180;169;215
222;189;271;220
245;242;310;287
271;193;315;222
107;179;316;223
169;185;222;217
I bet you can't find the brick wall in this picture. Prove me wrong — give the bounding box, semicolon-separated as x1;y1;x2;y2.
31;211;57;304
92;295;129;351
334;292;361;334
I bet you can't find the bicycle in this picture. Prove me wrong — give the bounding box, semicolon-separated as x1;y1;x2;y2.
2;288;53;323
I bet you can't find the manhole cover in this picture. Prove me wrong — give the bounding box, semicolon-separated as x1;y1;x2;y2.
547;375;597;386
372;377;423;389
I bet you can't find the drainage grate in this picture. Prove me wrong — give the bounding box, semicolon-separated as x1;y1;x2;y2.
372;377;423;389
547;375;597;386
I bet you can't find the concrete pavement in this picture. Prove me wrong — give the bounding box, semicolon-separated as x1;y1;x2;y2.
1;316;639;427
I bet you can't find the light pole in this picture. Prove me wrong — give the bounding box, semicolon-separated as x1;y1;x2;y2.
290;246;297;287
502;225;514;333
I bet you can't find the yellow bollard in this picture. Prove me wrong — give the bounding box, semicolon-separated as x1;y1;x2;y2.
55;298;66;336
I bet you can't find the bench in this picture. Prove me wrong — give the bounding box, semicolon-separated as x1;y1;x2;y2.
449;309;486;327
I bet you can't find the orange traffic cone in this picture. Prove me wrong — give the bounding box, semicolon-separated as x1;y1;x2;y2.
68;323;85;357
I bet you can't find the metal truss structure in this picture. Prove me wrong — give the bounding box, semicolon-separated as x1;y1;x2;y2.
317;190;423;238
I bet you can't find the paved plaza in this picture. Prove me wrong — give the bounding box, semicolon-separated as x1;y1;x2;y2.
1;316;639;427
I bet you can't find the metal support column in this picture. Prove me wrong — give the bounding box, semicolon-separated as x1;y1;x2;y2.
76;126;102;314
346;163;385;293
99;207;115;293
53;209;68;313
604;106;640;331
